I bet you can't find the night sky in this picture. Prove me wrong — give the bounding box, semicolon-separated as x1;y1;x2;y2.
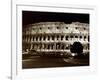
22;11;89;27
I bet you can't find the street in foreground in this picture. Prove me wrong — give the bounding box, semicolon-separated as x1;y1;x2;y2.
22;55;89;69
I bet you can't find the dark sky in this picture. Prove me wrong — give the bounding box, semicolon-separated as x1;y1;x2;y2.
22;11;89;27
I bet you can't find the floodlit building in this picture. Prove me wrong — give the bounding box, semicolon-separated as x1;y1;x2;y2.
22;22;89;56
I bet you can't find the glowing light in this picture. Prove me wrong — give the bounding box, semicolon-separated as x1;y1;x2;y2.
71;53;75;56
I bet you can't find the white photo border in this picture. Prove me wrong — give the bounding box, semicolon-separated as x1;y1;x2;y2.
12;3;97;80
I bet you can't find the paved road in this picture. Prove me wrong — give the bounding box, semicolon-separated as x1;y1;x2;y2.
22;56;89;69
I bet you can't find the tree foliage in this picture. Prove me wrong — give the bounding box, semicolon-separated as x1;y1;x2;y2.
70;42;83;55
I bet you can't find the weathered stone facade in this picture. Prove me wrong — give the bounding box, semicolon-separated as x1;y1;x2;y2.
22;22;89;56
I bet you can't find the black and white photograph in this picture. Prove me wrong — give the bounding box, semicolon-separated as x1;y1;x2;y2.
22;11;90;69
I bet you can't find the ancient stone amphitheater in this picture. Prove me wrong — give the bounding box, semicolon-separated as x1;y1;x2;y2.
22;22;89;57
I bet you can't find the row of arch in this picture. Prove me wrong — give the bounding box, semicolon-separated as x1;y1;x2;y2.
22;42;89;52
23;34;89;42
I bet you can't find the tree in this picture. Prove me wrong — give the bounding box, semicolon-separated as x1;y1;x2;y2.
70;42;83;56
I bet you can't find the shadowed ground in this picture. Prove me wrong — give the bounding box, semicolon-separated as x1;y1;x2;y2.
22;55;89;69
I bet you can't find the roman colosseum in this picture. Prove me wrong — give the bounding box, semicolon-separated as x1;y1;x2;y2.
22;22;89;57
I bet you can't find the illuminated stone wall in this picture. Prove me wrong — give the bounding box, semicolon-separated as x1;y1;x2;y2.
22;22;89;56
